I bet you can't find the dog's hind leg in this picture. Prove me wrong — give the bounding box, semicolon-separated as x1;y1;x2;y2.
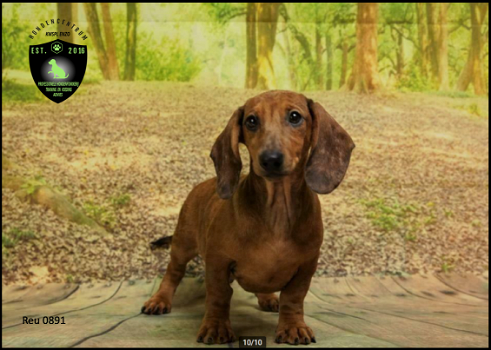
256;293;279;312
142;207;198;315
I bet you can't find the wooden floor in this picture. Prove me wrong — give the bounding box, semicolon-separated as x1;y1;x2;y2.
2;274;488;348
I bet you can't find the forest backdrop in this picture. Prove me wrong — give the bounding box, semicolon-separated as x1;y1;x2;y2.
2;3;489;95
1;3;489;284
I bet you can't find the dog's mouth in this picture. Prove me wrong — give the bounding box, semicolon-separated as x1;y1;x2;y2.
261;170;289;179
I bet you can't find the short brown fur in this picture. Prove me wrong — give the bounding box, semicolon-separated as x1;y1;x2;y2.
142;90;355;345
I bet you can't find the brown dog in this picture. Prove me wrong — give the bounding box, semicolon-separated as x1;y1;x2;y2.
142;90;355;345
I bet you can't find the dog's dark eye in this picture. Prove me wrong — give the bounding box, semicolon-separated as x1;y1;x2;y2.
245;115;259;131
288;111;303;125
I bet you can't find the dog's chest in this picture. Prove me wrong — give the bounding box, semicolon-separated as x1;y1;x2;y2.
231;238;300;294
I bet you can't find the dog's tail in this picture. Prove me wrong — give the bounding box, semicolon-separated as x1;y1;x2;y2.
66;74;69;78
150;235;173;250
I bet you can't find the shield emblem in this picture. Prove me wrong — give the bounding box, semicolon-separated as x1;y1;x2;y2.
29;39;87;103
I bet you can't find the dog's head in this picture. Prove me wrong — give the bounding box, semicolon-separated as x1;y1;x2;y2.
48;59;56;65
211;90;355;199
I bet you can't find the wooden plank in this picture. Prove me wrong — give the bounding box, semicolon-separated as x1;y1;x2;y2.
2;282;121;328
1;280;155;347
2;285;31;304
76;279;397;348
2;283;78;311
310;277;372;304
343;275;489;315
308;288;488;347
342;276;488;336
391;275;487;307
1;276;488;347
436;273;489;300
76;310;398;348
231;283;398;348
374;274;488;323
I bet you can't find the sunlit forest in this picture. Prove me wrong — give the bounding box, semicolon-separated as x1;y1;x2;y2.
2;3;489;94
2;3;488;285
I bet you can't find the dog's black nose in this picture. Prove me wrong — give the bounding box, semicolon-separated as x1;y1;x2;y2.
259;151;284;172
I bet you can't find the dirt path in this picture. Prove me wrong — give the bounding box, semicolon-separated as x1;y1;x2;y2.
2;82;489;284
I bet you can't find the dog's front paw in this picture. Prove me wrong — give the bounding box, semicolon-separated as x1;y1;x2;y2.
275;323;316;345
197;318;236;344
141;294;171;315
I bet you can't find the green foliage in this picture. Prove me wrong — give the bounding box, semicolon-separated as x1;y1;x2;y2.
467;103;483;117
2;4;31;72
379;3;416;82
2;228;36;251
451;101;488;118
360;197;438;240
444;209;454;218
381;3;413;23
136;33;201;82
397;64;433;92
284;3;357;91
82;193;132;228
441;257;455;273
432;90;474;98
2;234;16;248
205;3;245;25
361;198;416;232
2;80;44;104
471;219;482;228
83;201;116;229
20;176;47;195
404;232;418;242
110;193;131;208
1;3;488;93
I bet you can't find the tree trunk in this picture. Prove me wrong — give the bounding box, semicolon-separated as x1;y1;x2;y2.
124;3;137;81
282;21;297;90
339;41;349;88
101;3;119;80
288;25;316;89
426;3;449;89
57;3;73;43
348;3;379;93
437;3;449;90
325;34;333;90
256;3;281;90
72;3;78;44
83;3;110;80
395;28;404;79
290;25;314;65
457;3;488;95
426;3;439;82
416;3;429;78
245;3;258;89
315;26;324;90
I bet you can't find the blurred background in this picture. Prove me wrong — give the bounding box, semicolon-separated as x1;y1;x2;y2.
3;3;489;94
2;3;489;285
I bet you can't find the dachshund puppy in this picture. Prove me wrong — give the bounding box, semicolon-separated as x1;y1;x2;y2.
142;90;355;345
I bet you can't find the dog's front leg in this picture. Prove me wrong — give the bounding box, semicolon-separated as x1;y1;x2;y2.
275;257;318;345
197;256;236;344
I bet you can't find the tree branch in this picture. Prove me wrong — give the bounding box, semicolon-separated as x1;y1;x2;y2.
288;23;314;65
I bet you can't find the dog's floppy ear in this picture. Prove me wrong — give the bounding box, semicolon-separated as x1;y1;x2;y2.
306;99;355;194
210;107;244;199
